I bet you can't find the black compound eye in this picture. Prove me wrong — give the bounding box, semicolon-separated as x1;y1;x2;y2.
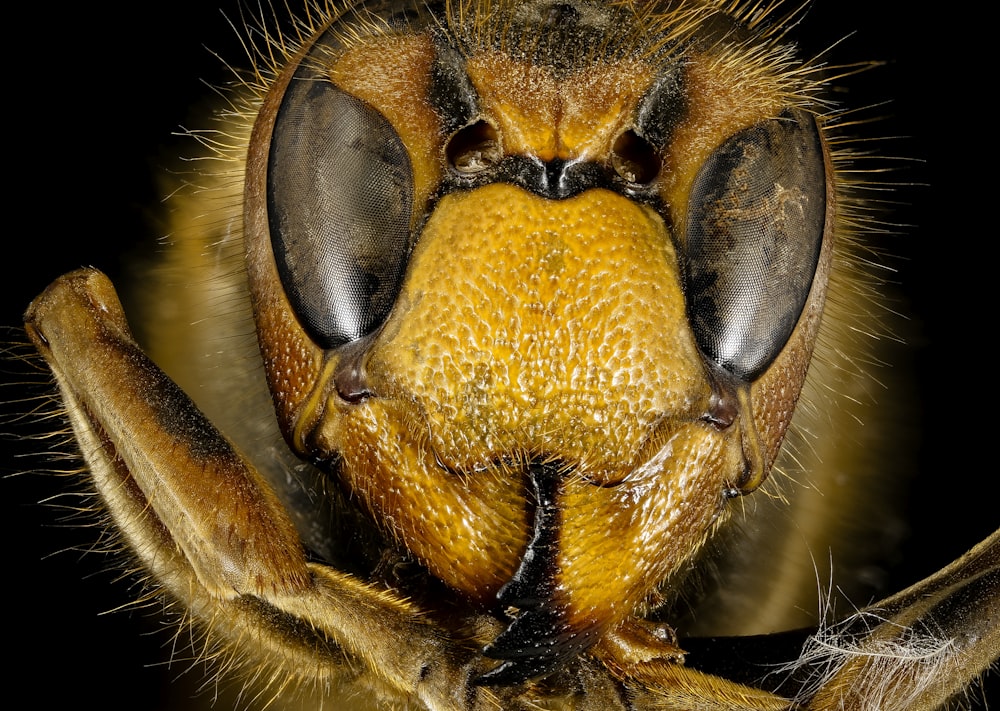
685;109;826;381
267;51;414;349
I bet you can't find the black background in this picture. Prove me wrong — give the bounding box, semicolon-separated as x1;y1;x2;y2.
3;2;995;708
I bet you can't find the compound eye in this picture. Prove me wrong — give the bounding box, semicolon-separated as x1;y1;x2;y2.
684;109;827;381
268;61;414;349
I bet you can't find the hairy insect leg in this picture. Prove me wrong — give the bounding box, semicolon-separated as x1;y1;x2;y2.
796;528;1000;710
21;269;487;708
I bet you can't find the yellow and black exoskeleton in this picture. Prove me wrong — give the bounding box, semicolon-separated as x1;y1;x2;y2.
17;1;999;709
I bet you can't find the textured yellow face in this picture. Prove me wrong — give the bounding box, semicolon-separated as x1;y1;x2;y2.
21;1;999;708
243;0;831;682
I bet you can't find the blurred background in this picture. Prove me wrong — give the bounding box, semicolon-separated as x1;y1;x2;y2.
3;1;994;708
